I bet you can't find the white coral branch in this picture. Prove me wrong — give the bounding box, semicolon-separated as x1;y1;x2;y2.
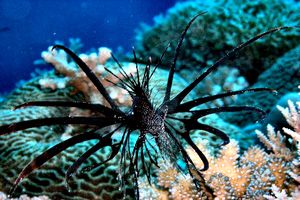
255;125;279;152
289;171;300;184
278;99;300;157
256;125;293;160
283;128;300;143
277;100;300;133
264;185;290;200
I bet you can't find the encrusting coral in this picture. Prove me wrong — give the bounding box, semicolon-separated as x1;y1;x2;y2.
223;45;300;127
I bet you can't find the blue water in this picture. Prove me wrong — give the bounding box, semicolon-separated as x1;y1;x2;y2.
0;0;180;93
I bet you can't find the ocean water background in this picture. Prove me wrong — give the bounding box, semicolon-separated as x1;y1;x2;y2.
0;0;181;94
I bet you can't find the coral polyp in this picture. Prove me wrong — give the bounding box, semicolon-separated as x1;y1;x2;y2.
0;13;293;199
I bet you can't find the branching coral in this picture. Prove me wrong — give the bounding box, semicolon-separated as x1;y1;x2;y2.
204;141;252;198
252;123;298;197
264;185;300;200
139;130;299;199
277;100;300;142
262;91;300;199
243;89;300;199
154;159;205;200
255;125;294;161
40;46;136;106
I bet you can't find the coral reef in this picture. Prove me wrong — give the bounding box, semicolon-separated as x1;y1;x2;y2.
139;88;300;199
39;42;247;150
0;42;261;199
135;0;300;84
0;45;208;199
1;0;298;195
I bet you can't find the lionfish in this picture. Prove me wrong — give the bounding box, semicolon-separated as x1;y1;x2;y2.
0;13;292;199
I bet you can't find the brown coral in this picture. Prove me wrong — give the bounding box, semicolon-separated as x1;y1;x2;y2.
139;132;299;199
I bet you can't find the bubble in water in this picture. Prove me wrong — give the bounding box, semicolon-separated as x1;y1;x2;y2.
273;90;279;95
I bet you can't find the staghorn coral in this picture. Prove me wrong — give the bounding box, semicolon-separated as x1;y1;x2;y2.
135;0;300;84
264;185;300;200
254;125;297;195
277;99;300;142
139;130;299;199
263;91;300;199
203;141;252;198
255;125;294;161
252;100;300;198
